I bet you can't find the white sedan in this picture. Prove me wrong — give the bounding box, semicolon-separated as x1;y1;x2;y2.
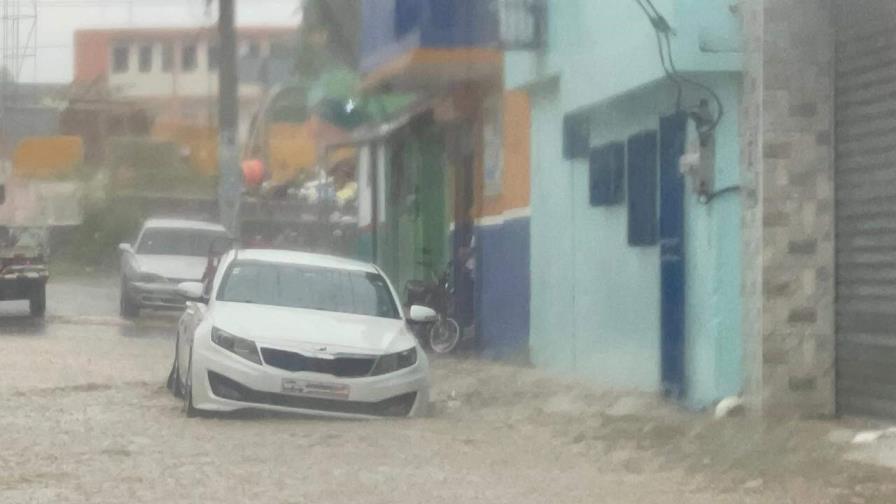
167;249;435;419
119;218;232;318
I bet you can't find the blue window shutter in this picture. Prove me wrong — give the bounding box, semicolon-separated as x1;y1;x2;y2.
563;113;589;160
589;142;625;206
627;130;659;246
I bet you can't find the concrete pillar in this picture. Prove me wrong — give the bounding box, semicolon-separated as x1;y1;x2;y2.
740;0;836;417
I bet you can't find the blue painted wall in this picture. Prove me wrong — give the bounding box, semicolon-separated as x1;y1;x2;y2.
474;216;531;360
361;0;498;73
509;0;743;407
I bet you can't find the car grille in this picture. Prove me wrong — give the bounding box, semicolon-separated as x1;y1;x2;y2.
260;347;376;377
140;295;184;306
207;371;417;417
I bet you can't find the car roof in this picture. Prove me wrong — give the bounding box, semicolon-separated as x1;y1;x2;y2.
142;218;229;233
231;249;380;274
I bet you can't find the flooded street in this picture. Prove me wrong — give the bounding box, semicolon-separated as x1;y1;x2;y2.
0;276;893;504
4;0;896;502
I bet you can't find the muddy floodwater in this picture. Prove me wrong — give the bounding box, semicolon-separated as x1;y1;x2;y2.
1;277;895;504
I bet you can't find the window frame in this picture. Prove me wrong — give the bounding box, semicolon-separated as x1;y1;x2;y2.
138;44;153;73
181;44;198;72
112;44;130;74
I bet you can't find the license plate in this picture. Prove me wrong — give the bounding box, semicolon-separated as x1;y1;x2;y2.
281;379;350;399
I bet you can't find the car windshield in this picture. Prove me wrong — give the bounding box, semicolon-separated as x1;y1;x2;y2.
217;260;400;319
137;228;230;256
0;226;47;252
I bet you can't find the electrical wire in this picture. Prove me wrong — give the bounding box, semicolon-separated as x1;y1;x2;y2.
640;0;665;21
654;26;683;108
701;185;740;204
660;29;724;131
634;0;682;107
632;0;724;131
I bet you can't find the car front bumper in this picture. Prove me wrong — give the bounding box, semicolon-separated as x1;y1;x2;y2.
0;268;48;301
129;281;187;310
189;336;431;419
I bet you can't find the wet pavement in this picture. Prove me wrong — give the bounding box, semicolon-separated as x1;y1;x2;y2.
1;275;894;503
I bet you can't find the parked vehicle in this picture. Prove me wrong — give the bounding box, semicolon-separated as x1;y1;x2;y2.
118;218;232;318
405;263;461;354
0;226;49;317
0;173;53;318
167;248;435;418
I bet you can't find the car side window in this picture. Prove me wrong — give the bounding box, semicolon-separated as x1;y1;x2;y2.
208;255;231;301
202;259;216;299
131;228;143;247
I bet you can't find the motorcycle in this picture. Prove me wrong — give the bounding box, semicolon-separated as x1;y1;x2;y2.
404;262;461;354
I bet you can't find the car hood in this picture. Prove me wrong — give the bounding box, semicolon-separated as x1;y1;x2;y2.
136;255;207;281
211;301;415;354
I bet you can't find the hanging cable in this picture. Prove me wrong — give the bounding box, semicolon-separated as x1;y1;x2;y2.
632;0;724;132
661;30;724;131
634;0;682;108
654;27;683;109
700;185;740;204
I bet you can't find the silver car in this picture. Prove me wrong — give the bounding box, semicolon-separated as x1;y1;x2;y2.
119;218;232;318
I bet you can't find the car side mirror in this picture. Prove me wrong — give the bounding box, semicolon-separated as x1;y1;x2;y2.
177;281;207;303
409;305;438;323
119;243;133;254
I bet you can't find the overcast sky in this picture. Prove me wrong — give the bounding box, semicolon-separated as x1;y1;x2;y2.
13;0;300;83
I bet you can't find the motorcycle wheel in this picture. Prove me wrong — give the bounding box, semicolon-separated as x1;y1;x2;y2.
429;317;461;354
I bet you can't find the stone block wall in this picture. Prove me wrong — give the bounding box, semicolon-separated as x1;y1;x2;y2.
740;0;836;417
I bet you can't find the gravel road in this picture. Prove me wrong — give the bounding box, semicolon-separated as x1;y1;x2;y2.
1;276;894;503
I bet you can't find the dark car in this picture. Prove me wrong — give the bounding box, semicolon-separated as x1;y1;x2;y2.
0;226;49;317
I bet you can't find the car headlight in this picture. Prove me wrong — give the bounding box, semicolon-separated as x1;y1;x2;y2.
211;327;262;365
370;347;417;376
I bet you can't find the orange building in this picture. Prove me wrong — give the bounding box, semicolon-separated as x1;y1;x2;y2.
72;26;295;142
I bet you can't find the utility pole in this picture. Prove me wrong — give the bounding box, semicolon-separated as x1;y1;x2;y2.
217;0;241;235
1;0;9;129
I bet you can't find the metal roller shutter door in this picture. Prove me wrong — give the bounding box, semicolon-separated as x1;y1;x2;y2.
835;0;896;417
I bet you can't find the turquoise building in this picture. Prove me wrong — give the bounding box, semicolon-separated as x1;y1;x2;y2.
505;0;743;408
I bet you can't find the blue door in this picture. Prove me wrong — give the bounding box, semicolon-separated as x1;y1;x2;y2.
659;112;688;399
